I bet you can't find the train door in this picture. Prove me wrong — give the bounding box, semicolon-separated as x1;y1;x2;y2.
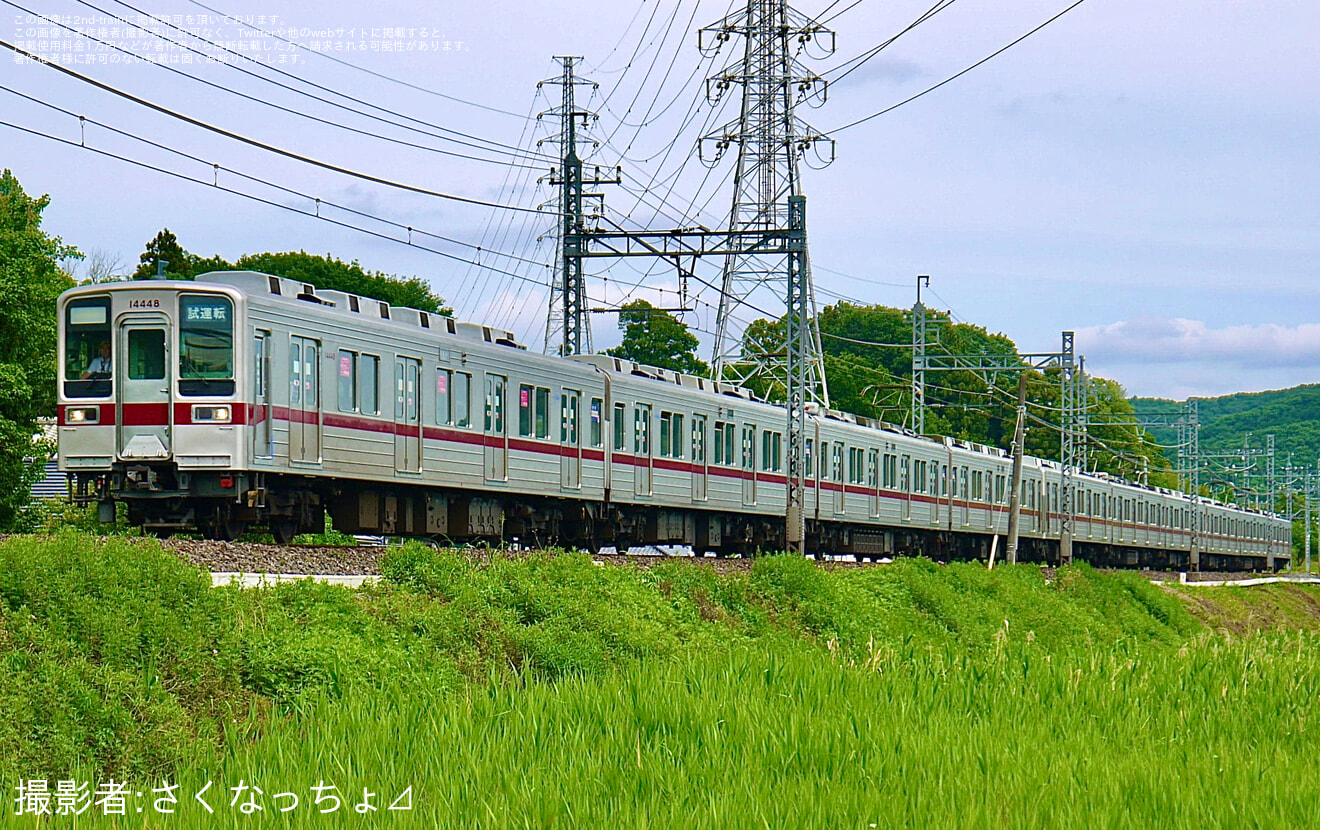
741;424;756;506
394;357;421;474
691;415;708;502
900;455;911;522
484;374;507;481
117;315;171;460
931;463;943;528
959;467;970;527
832;443;845;515
289;336;321;464
868;449;880;517
634;404;652;496
560;389;581;490
252;331;272;460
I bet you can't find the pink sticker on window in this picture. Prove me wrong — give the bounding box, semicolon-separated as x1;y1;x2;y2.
340;356;352;377
520;388;530;407
437;374;447;394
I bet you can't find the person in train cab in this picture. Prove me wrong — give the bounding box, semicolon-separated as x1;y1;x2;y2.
81;340;112;379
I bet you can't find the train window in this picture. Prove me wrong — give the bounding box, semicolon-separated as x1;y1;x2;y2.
338;350;358;412
692;415;706;464
436;370;453;424
561;390;579;445
867;450;879;488
715;421;737;466
64;296;112;397
744;426;758;473
535;388;550;438
635;405;651;456
900;456;910;493
453;372;471;427
614;403;626;451
994;475;1005;505
395;362;406;420
518;385;532;436
289;343;302;406
127;329;166;380
484;375;505;434
518;385;551;438
971;470;983;502
178;295;235;396
819;442;829;480
805;439;813;477
941;464;949;497
360;355;379;415
848;448;864;484
762;432;782;472
914;459;927;494
590;399;603;447
831;443;844;484
672;414;685;458
660;413;672;458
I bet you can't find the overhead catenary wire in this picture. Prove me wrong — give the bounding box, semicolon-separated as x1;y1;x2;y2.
0;114;554;290
183;0;527;119
84;0;553;164
0;3;550;171
0;38;559;217
0;84;551;272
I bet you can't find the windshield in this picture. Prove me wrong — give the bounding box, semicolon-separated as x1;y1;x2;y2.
178;294;235;396
64;296;112;398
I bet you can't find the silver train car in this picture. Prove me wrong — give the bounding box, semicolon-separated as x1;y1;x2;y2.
56;273;1291;570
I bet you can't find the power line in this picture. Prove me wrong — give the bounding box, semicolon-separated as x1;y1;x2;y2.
87;0;552;163
823;0;958;84
182;0;527;119
0;38;557;216
0;2;548;169
829;0;1088;133
0;117;554;291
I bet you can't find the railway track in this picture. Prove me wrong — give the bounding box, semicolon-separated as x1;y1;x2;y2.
157;538;1292;581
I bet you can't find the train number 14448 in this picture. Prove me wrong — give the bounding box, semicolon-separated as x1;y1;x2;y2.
129;299;161;308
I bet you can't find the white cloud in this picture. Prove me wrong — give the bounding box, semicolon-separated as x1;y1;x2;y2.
1077;317;1320;369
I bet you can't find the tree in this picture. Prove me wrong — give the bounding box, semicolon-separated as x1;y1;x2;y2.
0;169;77;529
604;300;708;375
214;251;451;315
132;228;193;280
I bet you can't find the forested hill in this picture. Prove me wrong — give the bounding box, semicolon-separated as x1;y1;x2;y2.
1132;385;1320;464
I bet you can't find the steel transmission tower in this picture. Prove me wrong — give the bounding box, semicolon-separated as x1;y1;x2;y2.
540;57;616;356
702;0;834;408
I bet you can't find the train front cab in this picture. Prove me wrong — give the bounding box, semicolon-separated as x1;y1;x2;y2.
58;283;248;537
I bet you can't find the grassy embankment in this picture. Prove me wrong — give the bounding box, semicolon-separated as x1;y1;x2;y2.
3;532;1320;828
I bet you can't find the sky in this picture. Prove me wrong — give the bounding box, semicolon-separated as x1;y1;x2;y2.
4;0;1318;400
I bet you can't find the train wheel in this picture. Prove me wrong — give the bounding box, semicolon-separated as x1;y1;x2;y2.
270;517;299;545
200;504;247;541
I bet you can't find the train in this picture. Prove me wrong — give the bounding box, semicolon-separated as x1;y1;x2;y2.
56;272;1291;571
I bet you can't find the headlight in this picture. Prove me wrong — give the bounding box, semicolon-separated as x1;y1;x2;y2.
192;405;232;423
66;406;100;424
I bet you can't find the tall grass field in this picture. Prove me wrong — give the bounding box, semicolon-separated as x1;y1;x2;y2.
2;532;1319;827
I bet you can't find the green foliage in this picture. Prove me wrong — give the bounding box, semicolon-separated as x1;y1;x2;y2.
11;534;1320;827
604;299;708;375
131;227;193;280
0;170;77;531
1135;384;1320;468
733;301;1170;483
130;229;451;313
224;251;451;314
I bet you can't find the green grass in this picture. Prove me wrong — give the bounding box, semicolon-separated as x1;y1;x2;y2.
3;534;1320;827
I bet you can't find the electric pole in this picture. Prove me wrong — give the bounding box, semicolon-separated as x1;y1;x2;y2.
703;0;833;410
540;56;617;356
911;275;929;435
